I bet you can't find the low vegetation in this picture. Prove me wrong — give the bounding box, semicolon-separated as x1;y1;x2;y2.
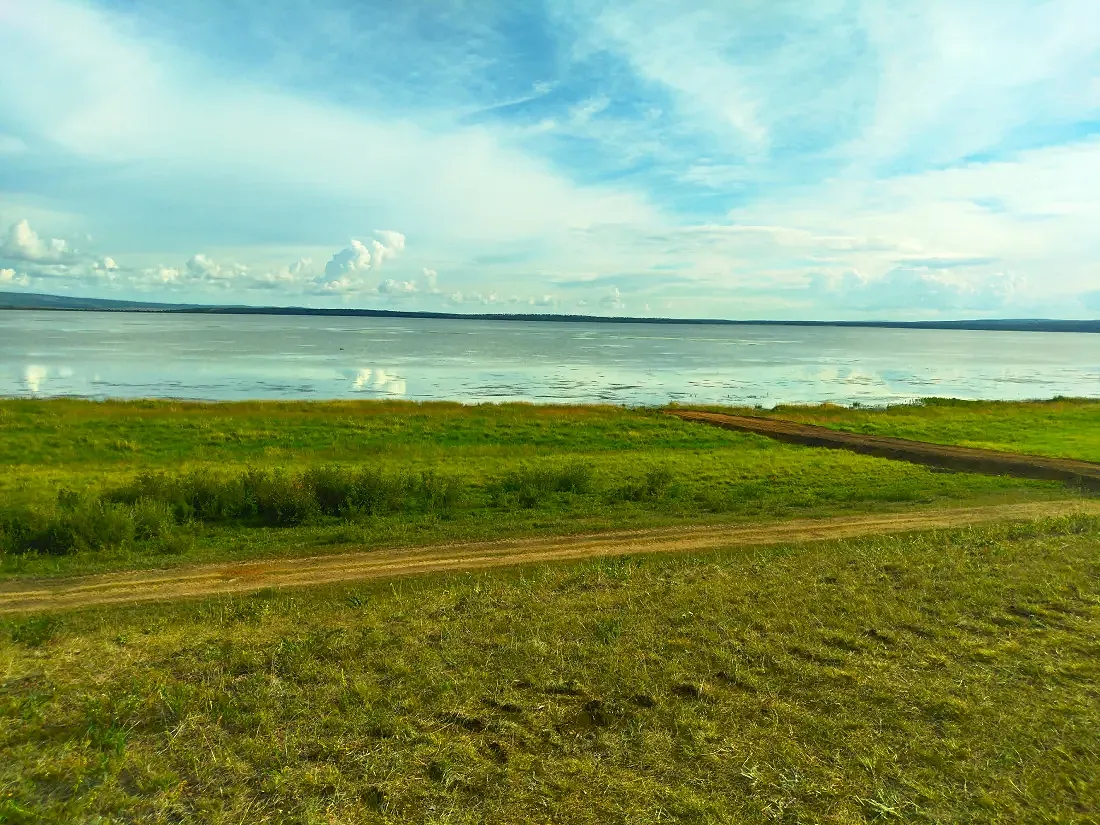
689;397;1100;462
1;398;1093;576
3;516;1098;823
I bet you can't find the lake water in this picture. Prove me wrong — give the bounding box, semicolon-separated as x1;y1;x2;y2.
0;311;1097;406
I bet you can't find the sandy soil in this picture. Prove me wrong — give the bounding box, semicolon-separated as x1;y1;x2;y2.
3;499;1097;614
670;411;1100;491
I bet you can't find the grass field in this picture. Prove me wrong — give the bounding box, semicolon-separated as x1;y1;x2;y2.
3;516;1099;823
1;399;1092;578
688;397;1100;462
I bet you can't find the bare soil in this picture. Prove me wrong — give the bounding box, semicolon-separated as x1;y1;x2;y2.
3;499;1097;614
670;410;1100;491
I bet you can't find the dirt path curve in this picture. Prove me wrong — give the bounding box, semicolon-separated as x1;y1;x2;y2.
3;499;1097;614
670;410;1100;491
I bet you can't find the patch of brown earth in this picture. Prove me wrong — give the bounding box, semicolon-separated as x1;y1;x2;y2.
2;499;1097;614
669;410;1100;491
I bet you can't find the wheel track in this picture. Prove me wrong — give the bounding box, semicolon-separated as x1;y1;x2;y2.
2;499;1097;614
669;410;1100;491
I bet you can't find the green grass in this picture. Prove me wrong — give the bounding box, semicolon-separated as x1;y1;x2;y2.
687;397;1100;462
0;399;1092;578
3;516;1099;823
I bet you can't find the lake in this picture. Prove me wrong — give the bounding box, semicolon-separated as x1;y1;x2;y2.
1;311;1097;406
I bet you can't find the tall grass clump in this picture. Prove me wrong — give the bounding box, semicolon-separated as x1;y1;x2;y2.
493;460;595;508
0;492;135;557
607;465;675;503
104;464;466;526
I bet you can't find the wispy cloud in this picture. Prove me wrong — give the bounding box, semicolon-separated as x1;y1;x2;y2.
1;0;1097;318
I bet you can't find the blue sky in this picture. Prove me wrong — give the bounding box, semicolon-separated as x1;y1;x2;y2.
1;0;1098;319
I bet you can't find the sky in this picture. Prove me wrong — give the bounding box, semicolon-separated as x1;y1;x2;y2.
1;0;1099;320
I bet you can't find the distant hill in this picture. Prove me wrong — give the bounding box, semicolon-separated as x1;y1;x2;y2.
1;290;1097;333
0;291;202;311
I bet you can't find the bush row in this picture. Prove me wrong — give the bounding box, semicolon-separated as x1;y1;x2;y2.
0;461;677;557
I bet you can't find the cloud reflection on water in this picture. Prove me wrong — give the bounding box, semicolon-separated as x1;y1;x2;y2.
349;368;407;397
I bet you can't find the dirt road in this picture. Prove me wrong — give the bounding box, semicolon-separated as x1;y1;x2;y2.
3;499;1097;614
670;410;1100;491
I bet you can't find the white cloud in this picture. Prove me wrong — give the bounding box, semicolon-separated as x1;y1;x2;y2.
323;240;373;280
185;253;246;282
0;0;655;252
850;0;1100;170
0;267;29;286
249;258;312;289
422;268;439;293
315;276;357;295
600;286;625;311
809;267;1021;312
90;256;120;278
1;219;71;263
1;0;1097;319
448;290;498;306
378;278;417;295
143;265;180;284
591;4;769;151
322;231;406;283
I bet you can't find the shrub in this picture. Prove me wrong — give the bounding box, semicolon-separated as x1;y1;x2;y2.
303;465;356;516
351;467;408;515
1;498;135;556
251;469;318;526
0;506;51;556
414;470;462;514
131;499;176;541
609;465;675;503
497;460;595;508
181;469;251;521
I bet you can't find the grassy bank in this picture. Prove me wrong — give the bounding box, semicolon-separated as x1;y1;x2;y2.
3;516;1099;823
0;399;1092;577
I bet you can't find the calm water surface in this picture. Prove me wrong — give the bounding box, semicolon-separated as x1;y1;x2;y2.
1;311;1097;406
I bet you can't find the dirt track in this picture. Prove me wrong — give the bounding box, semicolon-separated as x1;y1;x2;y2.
670;411;1100;491
3;499;1097;614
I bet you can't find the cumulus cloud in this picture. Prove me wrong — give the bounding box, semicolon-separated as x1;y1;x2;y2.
422;268;439;293
322;231;406;282
1;267;30;286
447;290;498;306
599;286;625;311
1;219;72;263
90;257;119;278
250;258;313;290
143;265;181;284
180;254;250;285
378;278;417;295
323;240;373;280
0;219;128;286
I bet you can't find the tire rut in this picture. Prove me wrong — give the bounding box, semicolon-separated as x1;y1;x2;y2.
669;410;1100;491
2;499;1097;614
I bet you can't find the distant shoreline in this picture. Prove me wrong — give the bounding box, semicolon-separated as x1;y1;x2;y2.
1;290;1097;333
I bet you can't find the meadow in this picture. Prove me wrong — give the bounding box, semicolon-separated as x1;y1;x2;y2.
1;399;1090;577
2;516;1098;823
691;397;1100;462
